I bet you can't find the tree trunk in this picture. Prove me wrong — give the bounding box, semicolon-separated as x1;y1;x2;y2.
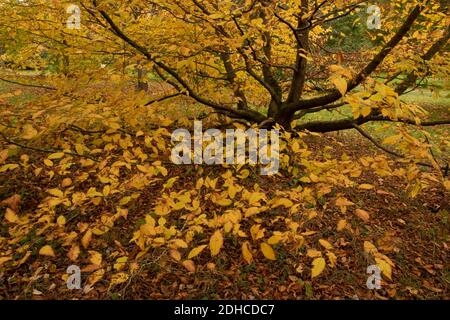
136;61;148;92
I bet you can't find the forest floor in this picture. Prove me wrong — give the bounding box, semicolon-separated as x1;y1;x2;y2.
0;78;449;300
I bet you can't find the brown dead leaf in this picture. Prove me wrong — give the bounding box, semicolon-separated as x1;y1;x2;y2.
1;194;21;212
355;209;370;222
182;260;196;272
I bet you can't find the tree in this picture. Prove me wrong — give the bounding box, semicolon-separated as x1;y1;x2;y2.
1;0;448;172
78;0;449;129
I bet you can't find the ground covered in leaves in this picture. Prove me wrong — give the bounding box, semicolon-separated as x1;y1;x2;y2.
0;82;449;300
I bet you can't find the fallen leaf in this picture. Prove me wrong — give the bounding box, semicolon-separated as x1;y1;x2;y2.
89;251;102;266
260;243;276;260
337;219;347;231
242;241;253;264
182;260;196;272
355;209;370;222
39;245;55;257
209;230;223;256
169;249;181;262
67;245;80;262
319;239;333;250
4;208;18;223
109;272;129;288
311;257;326;278
1;194;20;211
187;245;207;259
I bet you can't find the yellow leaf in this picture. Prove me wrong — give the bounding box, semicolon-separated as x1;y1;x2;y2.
327;252;337;268
163;177;179;189
89;251;102;266
195;178;204;189
209;230;223;256
310;173;319;182
319;239;333;250
307;249;322;258
260;243;276;260
182;260;196;272
336;197;354;207
216;198;232;207
308;210;318;220
44;159;53;167
311;257;326;278
109;272;129;288
39;245;55;257
61;178;73;187
337;219;347;231
56;215;66;226
114;257;128;270
364;241;378;255
268;234;283;245
237;169;250;179
5;208;18;223
242;241;253;264
169;249;181;262
81;229;92;248
359;184;374;190
383;134;402;145
375;258;392;280
22;124;38;140
331;76;347;96
48;152;65;160
443;180;450;191
187;245;207;259
271;198;293;208
88;269;105;286
0;164;19;173
172;239;188;249
17;251;31;266
67;245;80;262
48;188;64;198
355;209;370;222
250;224;265;241
48;198;62;207
0;256;12;266
361;106;372;117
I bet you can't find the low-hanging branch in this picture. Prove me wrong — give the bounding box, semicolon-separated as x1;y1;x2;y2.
296;116;450;133
351;123;447;174
0;132;99;162
144;92;184;106
0;76;57;91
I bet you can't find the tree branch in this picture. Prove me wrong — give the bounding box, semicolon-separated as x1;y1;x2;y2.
351;123;445;171
284;3;427;114
92;0;266;123
0;132;99;162
0;77;56;91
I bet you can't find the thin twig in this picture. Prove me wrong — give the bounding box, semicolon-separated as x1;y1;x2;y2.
0;76;57;91
351;123;442;171
0;132;99;162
